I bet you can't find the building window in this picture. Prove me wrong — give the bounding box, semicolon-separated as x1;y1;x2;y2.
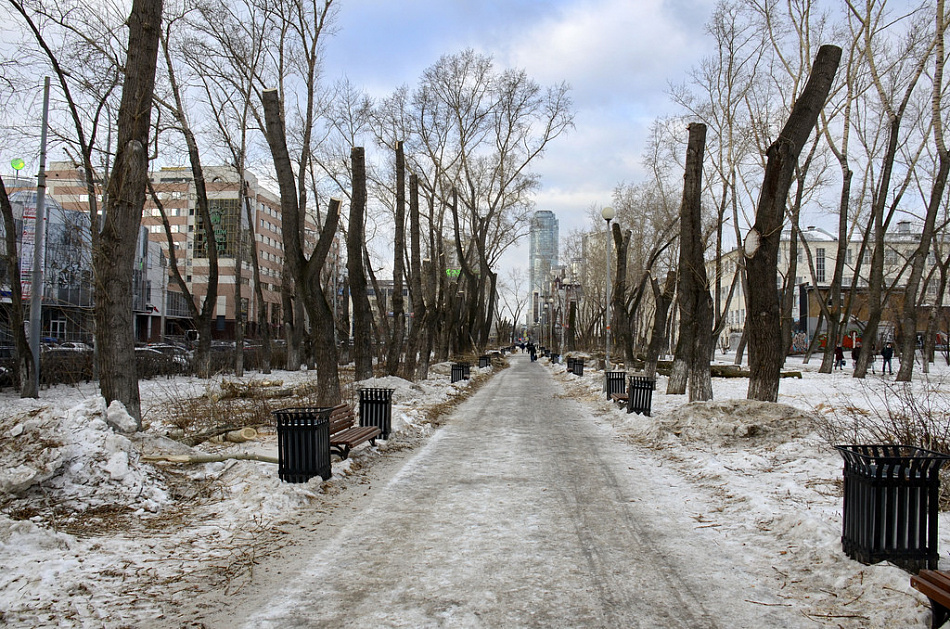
885;248;899;266
846;248;852;265
816;248;826;283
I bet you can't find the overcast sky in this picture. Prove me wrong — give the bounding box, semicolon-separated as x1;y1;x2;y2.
321;0;718;272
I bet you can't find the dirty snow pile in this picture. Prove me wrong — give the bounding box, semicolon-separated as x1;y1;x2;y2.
0;363;481;627
1;352;949;628
0;397;169;513
554;354;949;628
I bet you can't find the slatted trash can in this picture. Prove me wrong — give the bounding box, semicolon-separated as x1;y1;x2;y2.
451;362;471;383
573;358;584;376
275;407;332;483
627;376;656;416
834;445;950;571
479;355;490;368
606;371;627;400
359;387;395;439
567;357;575;373
551;353;560;364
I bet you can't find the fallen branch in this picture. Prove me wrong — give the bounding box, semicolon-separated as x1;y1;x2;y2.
143;452;279;465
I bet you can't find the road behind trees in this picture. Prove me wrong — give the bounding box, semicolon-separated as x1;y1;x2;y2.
213;355;808;628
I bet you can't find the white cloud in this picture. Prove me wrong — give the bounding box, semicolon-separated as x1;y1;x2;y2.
500;0;715;105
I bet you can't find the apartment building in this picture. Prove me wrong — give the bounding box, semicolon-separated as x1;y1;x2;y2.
144;166;295;342
707;222;950;349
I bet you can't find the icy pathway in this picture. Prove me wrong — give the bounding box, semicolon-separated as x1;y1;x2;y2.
238;356;808;628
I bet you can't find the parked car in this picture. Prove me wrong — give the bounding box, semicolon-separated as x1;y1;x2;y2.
136;347;185;378
146;343;192;366
57;341;93;352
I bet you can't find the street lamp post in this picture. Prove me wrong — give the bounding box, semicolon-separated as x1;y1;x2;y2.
547;296;554;353
601;206;615;370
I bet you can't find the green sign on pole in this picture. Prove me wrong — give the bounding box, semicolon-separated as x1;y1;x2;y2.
11;158;25;171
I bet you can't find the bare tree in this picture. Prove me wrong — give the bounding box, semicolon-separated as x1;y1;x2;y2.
895;0;949;380
94;0;164;424
186;0;278;375
668;123;713;401
153;10;220;377
409;50;574;355
847;0;935;378
385;140;407;375
262;87;342;403
348;146;374;380
745;44;841;402
645;270;677;379
402;173;427;378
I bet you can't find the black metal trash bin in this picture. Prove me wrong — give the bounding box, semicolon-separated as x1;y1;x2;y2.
567;357;575;373
275;407;332;483
834;444;950;571
573;359;584;376
359;387;395;439
479;355;490;369
551;353;560;364
627;376;655;416
606;371;627;400
451;362;471;383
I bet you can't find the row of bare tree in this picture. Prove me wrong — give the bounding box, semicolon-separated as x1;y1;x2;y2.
525;0;947;403
1;0;574;421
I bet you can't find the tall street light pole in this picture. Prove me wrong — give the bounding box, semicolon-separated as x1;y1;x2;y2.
601;206;615;370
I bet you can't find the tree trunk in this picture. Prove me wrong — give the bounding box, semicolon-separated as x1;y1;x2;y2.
645;271;676;380
404;174;426;380
677;123;713;402
386;141;407;375
244;182;271;374
261;89;304;373
610;223;633;367
94;0;163;426
746;45;841;402
348;147;374;380
302;199;342;405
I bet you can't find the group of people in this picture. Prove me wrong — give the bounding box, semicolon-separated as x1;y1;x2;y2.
833;342;895;374
518;341;538;361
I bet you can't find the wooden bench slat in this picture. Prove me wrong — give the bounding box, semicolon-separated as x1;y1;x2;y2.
333;426;380;445
918;570;950;591
911;570;950;629
326;404;380;460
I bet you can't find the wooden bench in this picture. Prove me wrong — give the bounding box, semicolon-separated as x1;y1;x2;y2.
610;392;628;408
911;570;950;628
327;403;381;460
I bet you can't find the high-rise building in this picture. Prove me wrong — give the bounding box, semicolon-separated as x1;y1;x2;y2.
528;210;558;324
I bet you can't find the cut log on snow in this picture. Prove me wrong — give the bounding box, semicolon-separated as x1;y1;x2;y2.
226;427;258;443
142;452;278;465
180;424;243;446
209;427;259;443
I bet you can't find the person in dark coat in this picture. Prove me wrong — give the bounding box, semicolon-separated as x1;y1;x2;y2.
881;343;894;374
834;346;845;370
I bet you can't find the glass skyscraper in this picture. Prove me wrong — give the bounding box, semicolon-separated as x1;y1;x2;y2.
529;210;558;323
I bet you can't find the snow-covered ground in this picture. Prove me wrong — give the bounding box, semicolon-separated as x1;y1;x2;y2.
0;352;948;627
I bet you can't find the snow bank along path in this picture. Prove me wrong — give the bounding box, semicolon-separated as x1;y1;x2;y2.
221;355;808;628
